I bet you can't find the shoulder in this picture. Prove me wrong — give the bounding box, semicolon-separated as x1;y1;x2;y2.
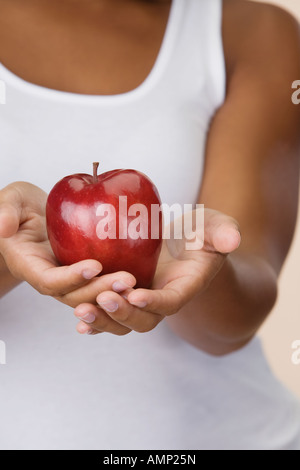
223;0;300;43
223;0;299;26
223;0;300;80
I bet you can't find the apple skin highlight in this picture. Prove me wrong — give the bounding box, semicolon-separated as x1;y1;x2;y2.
46;165;163;289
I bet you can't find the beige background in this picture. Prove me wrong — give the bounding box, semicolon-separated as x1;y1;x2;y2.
252;0;300;398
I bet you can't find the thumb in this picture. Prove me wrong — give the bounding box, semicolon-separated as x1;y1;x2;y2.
0;202;21;238
204;210;241;254
0;185;24;238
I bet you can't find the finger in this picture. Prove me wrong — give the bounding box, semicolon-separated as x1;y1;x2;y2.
59;271;136;306
127;285;183;316
76;321;100;335
96;291;163;333
24;257;103;296
204;211;241;254
111;280;135;294
127;262;213;316
74;303;131;336
114;287;135;301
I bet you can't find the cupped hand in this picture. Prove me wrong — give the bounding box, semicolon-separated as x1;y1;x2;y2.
74;208;241;335
0;182;136;306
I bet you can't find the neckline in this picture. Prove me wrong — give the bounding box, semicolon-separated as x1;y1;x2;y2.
0;0;182;105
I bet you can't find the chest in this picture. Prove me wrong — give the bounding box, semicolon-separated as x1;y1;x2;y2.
0;0;171;95
0;0;223;208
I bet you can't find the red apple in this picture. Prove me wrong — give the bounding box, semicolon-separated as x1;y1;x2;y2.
46;163;163;288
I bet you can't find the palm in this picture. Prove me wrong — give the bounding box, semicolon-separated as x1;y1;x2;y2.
1;186;59;277
0;182;108;307
150;208;240;305
152;238;224;298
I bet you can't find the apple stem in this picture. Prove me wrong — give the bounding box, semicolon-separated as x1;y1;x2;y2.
93;162;99;184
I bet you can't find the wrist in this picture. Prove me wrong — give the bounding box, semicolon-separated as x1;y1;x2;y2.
165;251;278;355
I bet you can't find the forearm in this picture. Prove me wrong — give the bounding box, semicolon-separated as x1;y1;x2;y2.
0;253;21;297
166;252;278;355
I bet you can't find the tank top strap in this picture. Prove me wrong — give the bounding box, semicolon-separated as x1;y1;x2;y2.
161;0;226;113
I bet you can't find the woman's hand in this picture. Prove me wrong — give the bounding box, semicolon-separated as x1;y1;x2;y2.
74;208;241;335
0;182;136;306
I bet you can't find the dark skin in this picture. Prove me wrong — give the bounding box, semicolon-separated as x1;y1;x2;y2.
0;0;299;355
0;0;173;95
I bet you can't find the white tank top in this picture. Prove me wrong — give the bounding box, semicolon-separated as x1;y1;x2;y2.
0;0;299;450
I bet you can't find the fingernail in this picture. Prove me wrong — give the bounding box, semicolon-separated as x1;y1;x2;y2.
79;312;96;324
82;269;101;280
98;300;119;313
112;280;131;292
129;300;147;309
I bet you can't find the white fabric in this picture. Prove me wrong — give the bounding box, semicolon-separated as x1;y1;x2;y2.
0;0;299;450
